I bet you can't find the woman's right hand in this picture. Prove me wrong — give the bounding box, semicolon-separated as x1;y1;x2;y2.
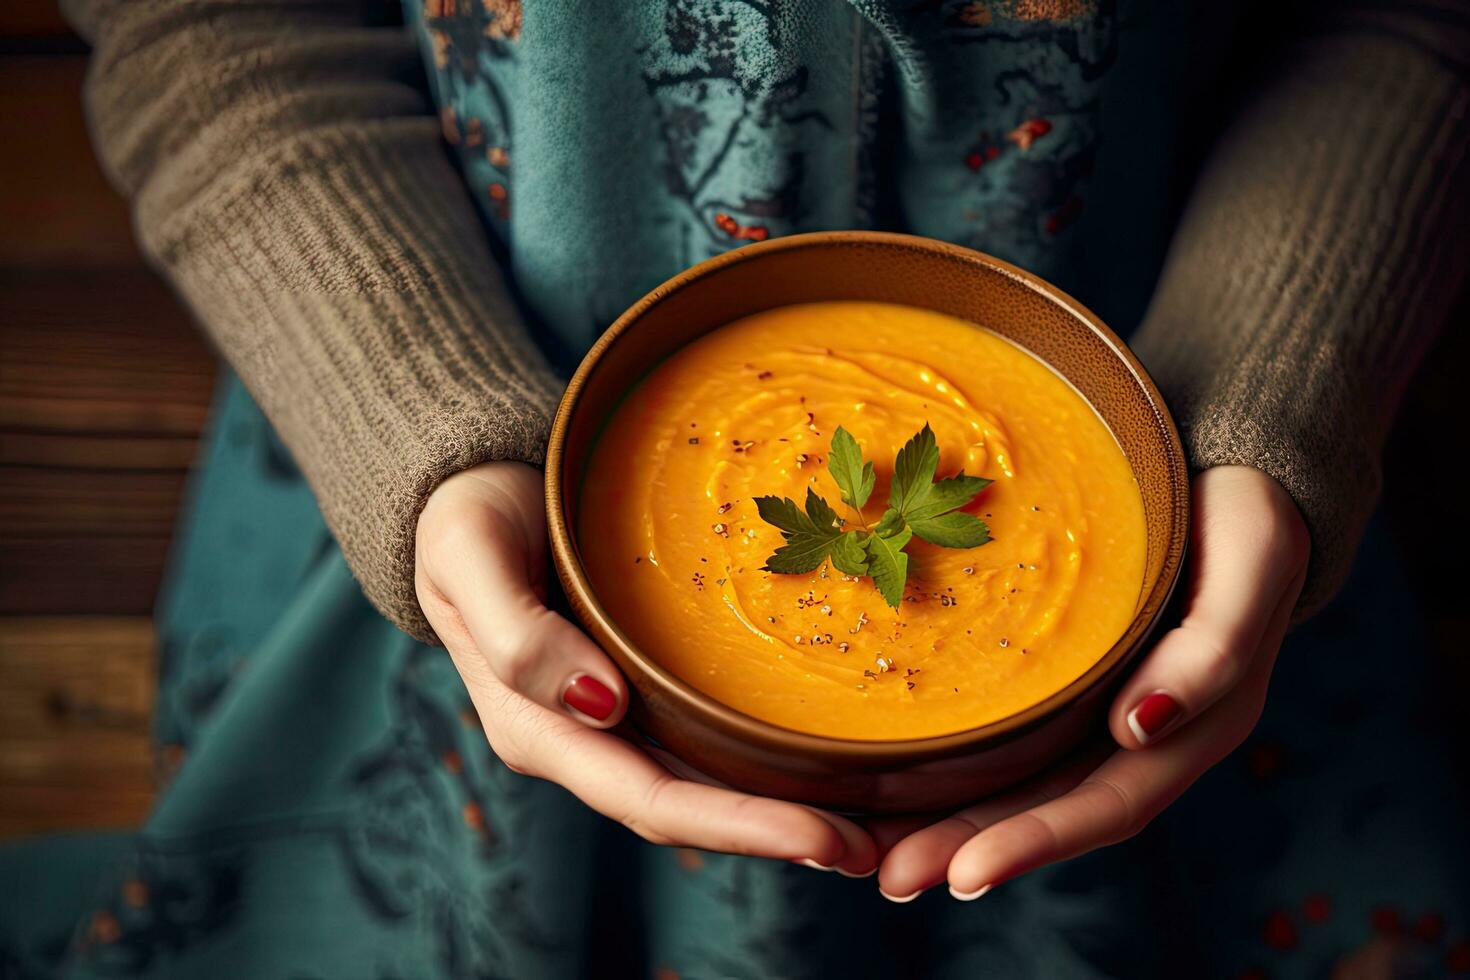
415;460;877;873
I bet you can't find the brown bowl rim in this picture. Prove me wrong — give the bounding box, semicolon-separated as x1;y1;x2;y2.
546;230;1189;762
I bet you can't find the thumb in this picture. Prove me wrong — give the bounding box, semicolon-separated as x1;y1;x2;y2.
420;465;629;728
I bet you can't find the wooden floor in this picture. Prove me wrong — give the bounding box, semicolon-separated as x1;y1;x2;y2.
0;619;157;837
0;9;215;838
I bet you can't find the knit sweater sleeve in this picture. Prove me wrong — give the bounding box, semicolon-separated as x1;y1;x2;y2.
1131;2;1469;615
62;0;564;643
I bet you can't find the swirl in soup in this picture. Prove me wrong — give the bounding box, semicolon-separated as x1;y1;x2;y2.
580;302;1146;740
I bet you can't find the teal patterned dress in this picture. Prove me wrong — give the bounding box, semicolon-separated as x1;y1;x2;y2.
3;2;1468;977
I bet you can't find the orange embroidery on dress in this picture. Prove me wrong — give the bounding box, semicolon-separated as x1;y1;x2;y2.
483;0;522;41
1006;117;1052;151
966;145;1002;171
487;182;510;220
675;848;705;871
122;880;149;909
90;911;121;944
158;742;187;785
487;146;509;168
441;106;461;145
424;0;458;16
955;2;992;26
1013;0;1094;21
714;213;769;242
462;116;484;147
441;750;464;774
462;801;486;832
429;28;450;68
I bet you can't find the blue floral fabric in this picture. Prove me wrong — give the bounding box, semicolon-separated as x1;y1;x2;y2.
2;2;1468;977
408;0;1198;363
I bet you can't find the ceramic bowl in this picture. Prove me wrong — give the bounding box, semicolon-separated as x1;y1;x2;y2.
545;231;1189;814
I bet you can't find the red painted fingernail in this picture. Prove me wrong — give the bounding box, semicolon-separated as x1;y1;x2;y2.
563;675;617;721
1127;691;1182;744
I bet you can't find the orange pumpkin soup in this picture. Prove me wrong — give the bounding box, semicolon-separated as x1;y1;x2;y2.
580;301;1146;740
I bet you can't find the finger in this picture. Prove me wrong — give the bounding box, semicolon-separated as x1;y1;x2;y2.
440;513;628;728
1111;466;1308;747
646;746;879;877
804;808;881;877
948;609;1289;897
523;711;863;866
874;749;1105;902
864;814;939;861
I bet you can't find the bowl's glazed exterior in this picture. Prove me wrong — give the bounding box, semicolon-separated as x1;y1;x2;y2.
545;232;1189;814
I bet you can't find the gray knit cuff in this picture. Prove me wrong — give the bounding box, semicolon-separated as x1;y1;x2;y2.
1133;30;1469;616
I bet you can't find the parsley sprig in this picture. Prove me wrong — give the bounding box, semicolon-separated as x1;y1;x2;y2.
755;424;992;608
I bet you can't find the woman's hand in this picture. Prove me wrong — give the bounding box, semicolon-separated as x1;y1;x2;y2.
872;465;1311;901
416;461;878;873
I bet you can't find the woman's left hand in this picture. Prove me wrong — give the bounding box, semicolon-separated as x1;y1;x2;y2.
870;465;1311;902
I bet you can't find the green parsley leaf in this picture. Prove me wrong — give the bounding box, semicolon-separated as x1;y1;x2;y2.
803;486;843;534
888;423;940;515
757;488;867;575
755;423;994;609
873;506;907;538
829;533;871;577
909;511;991;549
828;426;876;511
905;472;992;522
754;494;811;536
864;524;912;608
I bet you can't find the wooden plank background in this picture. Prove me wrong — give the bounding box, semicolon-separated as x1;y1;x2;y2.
0;4;1463;845
0;9;214;837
